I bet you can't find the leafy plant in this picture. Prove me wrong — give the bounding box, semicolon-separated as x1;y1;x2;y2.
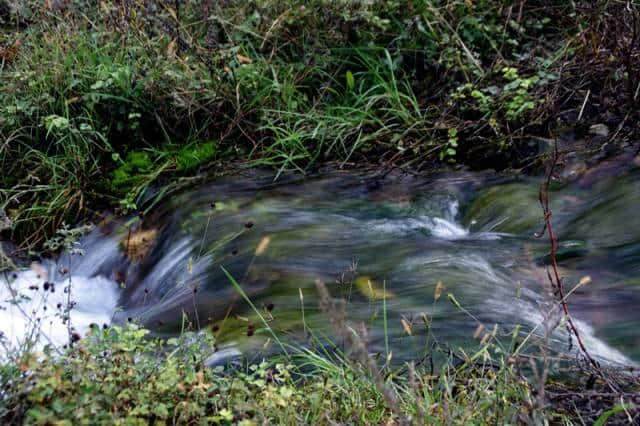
440;128;459;162
0;0;637;249
501;67;539;121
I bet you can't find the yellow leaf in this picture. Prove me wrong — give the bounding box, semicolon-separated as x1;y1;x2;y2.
123;229;157;261
354;276;395;300
255;236;271;256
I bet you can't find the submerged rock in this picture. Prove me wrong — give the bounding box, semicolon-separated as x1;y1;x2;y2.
463;183;542;234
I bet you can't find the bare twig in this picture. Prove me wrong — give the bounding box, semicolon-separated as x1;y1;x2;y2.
577;89;590;121
534;141;603;374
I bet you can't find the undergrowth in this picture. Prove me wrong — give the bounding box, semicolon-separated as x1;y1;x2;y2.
2;275;636;425
0;323;536;425
0;0;638;249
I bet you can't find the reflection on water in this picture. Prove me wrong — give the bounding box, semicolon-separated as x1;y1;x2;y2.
2;162;640;366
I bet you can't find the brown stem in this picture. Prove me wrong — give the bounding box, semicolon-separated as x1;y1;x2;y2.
537;141;599;370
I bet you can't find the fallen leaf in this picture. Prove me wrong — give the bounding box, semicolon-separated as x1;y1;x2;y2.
0;39;21;62
123;229;157;261
255;236;271;256
354;276;395;300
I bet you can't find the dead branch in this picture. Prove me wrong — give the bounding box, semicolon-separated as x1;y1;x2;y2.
535;141;600;371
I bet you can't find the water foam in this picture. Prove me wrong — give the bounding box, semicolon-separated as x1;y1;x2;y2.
504;300;635;366
0;266;120;353
0;228;123;354
369;200;502;240
403;224;635;366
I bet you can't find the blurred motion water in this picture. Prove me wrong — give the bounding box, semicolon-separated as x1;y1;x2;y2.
3;163;639;365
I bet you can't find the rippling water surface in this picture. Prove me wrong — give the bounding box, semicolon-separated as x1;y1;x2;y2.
3;161;640;365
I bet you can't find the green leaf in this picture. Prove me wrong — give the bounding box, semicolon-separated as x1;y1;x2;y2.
219;408;234;421
345;71;355;91
594;405;628;426
90;80;105;90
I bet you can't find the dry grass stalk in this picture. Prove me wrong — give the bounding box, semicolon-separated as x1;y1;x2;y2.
314;279;409;424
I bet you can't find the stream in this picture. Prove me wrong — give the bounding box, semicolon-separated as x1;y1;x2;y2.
2;158;640;367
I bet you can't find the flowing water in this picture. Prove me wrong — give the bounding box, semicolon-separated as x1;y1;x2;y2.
2;158;640;366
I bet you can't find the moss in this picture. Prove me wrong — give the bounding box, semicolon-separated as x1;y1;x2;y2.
111;151;153;193
176;141;217;172
463;183;542;234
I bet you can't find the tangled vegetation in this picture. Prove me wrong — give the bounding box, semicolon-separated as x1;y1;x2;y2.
0;0;638;249
2;278;637;425
0;323;538;425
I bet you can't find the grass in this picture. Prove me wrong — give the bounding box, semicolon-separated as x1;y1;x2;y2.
0;1;639;422
0;286;539;425
2;271;636;425
0;323;535;425
1;0;638;250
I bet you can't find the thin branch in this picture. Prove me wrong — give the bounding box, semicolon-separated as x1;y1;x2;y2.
536;140;600;372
